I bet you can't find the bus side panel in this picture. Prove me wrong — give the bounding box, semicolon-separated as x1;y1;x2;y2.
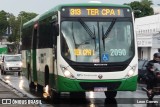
36;48;55;88
31;49;37;82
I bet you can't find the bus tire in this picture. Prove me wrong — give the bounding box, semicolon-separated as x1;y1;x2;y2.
105;91;117;98
28;65;35;92
28;73;35;92
37;84;43;93
50;89;60;103
70;92;86;99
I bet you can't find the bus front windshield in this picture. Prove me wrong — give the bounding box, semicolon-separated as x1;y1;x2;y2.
61;18;134;63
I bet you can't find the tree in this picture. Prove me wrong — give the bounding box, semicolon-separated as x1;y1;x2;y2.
141;0;154;16
0;10;8;39
6;11;38;53
141;0;153;6
7;11;38;43
124;0;154;18
7;13;18;42
18;11;38;24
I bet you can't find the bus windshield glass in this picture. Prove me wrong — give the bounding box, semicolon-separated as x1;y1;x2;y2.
61;18;134;63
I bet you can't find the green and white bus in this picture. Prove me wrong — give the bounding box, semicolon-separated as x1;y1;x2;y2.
22;3;138;99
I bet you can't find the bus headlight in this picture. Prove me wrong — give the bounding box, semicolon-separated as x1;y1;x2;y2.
125;65;137;78
127;69;134;77
60;65;75;79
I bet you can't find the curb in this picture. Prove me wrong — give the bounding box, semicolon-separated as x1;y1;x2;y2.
0;77;28;98
0;76;53;107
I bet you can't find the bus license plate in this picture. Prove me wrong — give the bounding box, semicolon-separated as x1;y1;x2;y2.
94;87;107;92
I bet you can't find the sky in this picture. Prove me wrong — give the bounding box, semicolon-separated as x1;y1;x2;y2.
0;0;159;16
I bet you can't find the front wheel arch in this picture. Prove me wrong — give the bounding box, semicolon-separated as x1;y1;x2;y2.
27;64;35;91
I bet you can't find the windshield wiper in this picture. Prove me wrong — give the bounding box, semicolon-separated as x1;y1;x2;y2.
102;18;117;51
79;19;96;50
71;22;76;48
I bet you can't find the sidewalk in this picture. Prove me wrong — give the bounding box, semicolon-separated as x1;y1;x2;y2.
0;78;39;107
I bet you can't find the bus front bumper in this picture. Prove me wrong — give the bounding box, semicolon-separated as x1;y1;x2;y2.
56;75;138;92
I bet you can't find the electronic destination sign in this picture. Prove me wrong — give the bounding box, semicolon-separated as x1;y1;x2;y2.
61;6;132;17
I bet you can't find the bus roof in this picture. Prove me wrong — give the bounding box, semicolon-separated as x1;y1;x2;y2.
23;3;131;28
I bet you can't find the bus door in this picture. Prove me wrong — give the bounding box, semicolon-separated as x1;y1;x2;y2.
31;23;38;82
51;17;58;88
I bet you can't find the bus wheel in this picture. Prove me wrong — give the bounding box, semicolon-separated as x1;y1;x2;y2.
70;92;86;99
28;76;35;92
105;91;117;98
50;89;60;103
37;84;43;93
28;67;35;92
43;85;60;103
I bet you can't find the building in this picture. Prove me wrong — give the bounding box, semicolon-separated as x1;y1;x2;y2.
135;14;160;60
153;6;160;14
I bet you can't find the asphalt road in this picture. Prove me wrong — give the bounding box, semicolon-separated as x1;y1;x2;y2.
0;74;40;107
1;72;160;107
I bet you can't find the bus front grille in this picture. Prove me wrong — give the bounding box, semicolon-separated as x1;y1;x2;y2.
79;82;121;91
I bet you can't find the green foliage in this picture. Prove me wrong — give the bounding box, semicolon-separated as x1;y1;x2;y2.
7;13;19;42
7;11;38;42
0;10;8;38
124;0;154;18
18;11;38;24
141;0;153;6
